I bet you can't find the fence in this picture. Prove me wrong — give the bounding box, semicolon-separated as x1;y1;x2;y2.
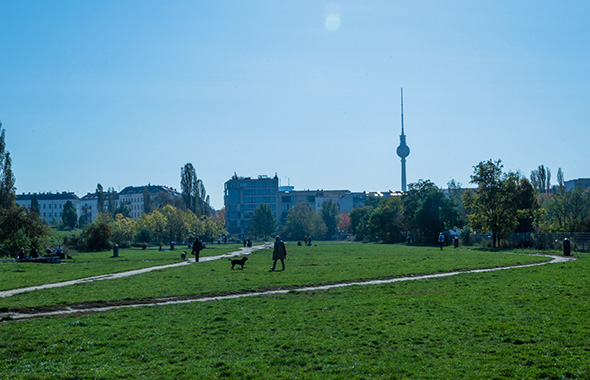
470;232;590;252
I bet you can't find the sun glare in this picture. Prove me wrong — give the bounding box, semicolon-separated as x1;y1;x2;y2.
324;4;341;32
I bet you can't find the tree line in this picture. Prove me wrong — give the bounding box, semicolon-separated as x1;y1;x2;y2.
70;163;223;251
247;159;590;247
0;121;224;255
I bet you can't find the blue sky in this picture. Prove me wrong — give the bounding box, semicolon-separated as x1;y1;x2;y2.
1;1;588;209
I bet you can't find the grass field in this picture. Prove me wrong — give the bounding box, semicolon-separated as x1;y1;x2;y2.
1;242;588;379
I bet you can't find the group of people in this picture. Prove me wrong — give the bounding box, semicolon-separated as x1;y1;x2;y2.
16;245;63;260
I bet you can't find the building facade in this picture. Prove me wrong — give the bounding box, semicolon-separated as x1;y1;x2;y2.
224;173;402;237
16;192;82;225
224;174;280;236
118;185;181;220
565;178;590;192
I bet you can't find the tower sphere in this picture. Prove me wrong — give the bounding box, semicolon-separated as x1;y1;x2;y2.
396;144;410;158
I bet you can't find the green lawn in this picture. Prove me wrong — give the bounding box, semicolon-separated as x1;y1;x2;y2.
0;243;248;292
1;242;587;379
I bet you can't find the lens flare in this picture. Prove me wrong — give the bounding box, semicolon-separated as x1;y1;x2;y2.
324;4;341;32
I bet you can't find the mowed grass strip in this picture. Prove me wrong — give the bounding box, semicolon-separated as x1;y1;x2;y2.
0;242;551;309
0;252;588;379
0;244;248;292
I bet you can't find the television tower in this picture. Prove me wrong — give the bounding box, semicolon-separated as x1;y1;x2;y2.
396;88;410;192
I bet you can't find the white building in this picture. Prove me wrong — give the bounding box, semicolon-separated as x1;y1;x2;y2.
118;185;182;220
16;192;82;225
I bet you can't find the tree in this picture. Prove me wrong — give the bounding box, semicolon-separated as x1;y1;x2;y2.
0;123;16;209
530;165;551;194
350;205;374;241
30;193;40;215
113;203;131;219
545;187;590;232
367;197;405;243
321;199;340;239
281;203;318;240
403;180;461;244
180;163;212;216
249;203;277;240
181;163;198;212
112;213;137;246
142;186;152;214
62;200;78;229
463;159;520;248
107;187;116;214
161;205;186;244
514;176;540;232
96;184;105;213
337;211;352;234
0;207;50;256
84;222;112;251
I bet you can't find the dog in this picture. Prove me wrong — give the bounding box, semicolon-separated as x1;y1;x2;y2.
229;256;248;270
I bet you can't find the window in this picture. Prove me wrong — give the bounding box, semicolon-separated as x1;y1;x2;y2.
228;189;241;203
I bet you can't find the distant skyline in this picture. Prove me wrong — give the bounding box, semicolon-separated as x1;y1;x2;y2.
1;1;589;209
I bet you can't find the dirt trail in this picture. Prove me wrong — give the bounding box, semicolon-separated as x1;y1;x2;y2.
0;244;272;299
0;253;574;322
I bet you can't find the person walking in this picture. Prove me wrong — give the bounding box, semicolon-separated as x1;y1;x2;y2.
192;238;203;262
438;232;445;251
270;235;286;271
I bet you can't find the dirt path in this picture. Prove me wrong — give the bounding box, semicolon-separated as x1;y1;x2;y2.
0;244;272;299
0;253;574;322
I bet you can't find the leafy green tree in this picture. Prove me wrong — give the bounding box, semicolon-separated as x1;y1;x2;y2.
111;213;137;246
281;203;318;240
181;163;198;212
113;203;131;219
463;159;520;248
544;187;590;232
84;222;112;251
0;123;16;209
161;205;186;244
310;211;327;239
107;187;116;214
96;184;105;213
62;200;78;229
250;203;277;239
180;163;212;216
350;205;374;241
0;207;50;256
143;186;152;214
321;199;340;239
30;193;40;215
367;197;405;243
530;165;551;194
403;180;461;244
514;176;540;232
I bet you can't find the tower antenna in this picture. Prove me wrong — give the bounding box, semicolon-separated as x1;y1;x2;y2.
401;88;404;135
396;87;410;192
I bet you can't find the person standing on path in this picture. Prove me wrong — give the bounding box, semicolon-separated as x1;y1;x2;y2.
192;238;203;262
270;235;286;271
438;232;445;250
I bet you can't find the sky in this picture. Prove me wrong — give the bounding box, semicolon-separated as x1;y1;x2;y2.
1;1;589;210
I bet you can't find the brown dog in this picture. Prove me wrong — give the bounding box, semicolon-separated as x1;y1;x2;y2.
229;256;248;270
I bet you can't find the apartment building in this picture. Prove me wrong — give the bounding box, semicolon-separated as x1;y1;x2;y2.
16;192;82;225
224;174;280;236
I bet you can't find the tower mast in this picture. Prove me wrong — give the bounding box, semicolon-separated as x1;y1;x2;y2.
396;88;410;192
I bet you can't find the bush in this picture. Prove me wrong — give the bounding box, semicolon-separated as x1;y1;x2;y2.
83;222;112;251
